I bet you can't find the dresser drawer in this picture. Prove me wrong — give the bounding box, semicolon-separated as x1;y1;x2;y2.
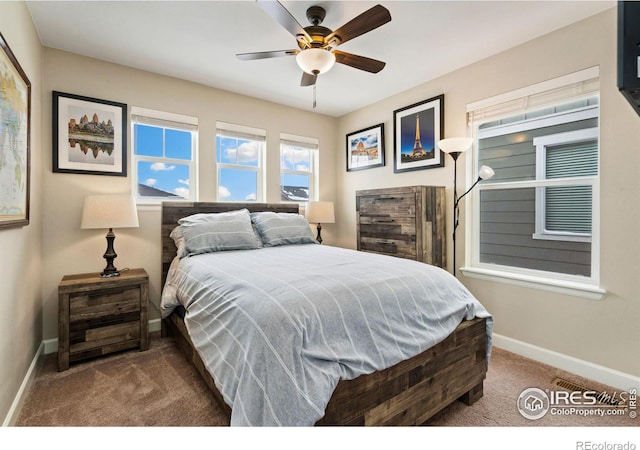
358;216;416;238
357;193;416;217
359;237;417;260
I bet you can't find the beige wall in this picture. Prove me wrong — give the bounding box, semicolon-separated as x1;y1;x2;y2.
336;8;639;377
0;2;43;422
40;48;339;340
3;0;638;425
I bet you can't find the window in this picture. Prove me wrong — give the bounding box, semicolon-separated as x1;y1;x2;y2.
465;68;603;296
280;134;319;202
131;107;198;204
533;128;598;242
215;122;265;202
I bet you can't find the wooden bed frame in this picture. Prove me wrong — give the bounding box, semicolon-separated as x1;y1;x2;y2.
160;201;488;426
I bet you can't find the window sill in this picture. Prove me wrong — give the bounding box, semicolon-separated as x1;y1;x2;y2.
460;266;606;300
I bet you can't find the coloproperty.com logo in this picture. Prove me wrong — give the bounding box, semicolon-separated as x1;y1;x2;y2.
517;387;637;420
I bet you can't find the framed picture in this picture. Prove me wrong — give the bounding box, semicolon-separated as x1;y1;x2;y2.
393;94;444;173
346;123;385;172
0;32;31;230
53;91;127;176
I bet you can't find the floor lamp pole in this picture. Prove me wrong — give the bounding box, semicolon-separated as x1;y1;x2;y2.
439;137;494;279
451;152;460;277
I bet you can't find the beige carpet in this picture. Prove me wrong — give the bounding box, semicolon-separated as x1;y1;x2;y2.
14;332;637;427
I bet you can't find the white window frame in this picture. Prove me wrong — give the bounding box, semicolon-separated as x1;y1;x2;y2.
279;133;319;204
533;127;598;243
215;122;265;202
461;67;605;300
131;106;198;206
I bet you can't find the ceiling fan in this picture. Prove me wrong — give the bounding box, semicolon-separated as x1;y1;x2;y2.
237;1;391;94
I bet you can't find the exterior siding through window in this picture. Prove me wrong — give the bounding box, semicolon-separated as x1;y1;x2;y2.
477;116;597;277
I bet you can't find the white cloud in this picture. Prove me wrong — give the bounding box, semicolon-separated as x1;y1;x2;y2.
218;185;231;199
237;142;260;164
150;162;176;171
144;178;157;186
178;179;189;186
174;187;189;199
245;192;257;201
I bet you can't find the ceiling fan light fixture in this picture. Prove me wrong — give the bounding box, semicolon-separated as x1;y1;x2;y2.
296;48;336;75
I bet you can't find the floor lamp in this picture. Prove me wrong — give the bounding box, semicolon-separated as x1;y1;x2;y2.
437;138;495;277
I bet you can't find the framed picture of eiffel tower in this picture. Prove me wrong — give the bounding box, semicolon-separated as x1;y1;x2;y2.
393;94;444;173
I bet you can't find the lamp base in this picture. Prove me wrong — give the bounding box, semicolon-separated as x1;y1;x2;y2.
101;228;120;278
316;223;323;244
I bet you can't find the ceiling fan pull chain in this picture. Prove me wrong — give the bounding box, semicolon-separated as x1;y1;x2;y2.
313;84;317;109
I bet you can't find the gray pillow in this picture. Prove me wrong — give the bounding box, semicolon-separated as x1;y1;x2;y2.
179;209;261;255
169;225;188;258
251;211;318;247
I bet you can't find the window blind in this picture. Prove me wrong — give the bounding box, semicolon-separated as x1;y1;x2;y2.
131;106;198;131
544;139;597;234
216;122;266;142
545;141;598;178
468;67;600;126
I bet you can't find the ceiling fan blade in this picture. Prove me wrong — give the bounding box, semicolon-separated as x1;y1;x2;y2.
325;4;391;47
257;0;312;47
236;49;299;60
300;71;317;87
333;51;386;73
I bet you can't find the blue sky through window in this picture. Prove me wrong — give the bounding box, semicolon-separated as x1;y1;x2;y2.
134;124;193;198
216;134;262;201
280;145;312;201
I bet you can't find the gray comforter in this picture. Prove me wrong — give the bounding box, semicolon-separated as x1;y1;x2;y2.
161;244;492;426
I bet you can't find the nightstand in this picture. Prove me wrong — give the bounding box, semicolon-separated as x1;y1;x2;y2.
58;268;149;371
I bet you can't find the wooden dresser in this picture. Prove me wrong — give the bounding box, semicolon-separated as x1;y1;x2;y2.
58;268;149;371
356;185;446;267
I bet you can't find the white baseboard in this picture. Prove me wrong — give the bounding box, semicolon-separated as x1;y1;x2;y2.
492;332;640;391
149;318;161;333
2;341;44;427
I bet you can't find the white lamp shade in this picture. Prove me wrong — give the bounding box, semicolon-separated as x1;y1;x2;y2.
306;201;335;224
437;137;473;154
296;48;336;75
81;194;139;229
478;165;495;180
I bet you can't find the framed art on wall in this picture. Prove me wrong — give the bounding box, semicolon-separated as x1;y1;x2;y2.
0;32;31;230
346;123;385;172
53;91;127;176
393;94;444;173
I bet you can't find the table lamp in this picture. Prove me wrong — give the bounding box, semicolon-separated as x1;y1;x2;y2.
81;194;139;277
306;201;335;244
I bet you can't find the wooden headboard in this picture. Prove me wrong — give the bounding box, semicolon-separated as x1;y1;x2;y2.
161;202;299;289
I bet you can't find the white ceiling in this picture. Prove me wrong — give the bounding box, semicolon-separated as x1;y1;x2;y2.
26;0;614;117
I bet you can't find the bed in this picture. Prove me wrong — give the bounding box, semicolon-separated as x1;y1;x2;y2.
160;201;492;426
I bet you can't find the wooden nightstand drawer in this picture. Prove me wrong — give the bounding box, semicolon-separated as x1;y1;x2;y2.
58;268;149;371
69;287;141;321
